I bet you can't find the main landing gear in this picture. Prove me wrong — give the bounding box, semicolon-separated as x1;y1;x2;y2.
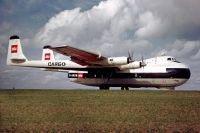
99;85;109;90
121;87;129;90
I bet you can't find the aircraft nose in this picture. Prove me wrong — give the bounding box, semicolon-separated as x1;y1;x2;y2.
183;64;191;79
185;68;191;79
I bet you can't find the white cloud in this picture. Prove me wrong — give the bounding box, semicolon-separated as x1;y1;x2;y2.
35;0;124;45
167;40;200;58
32;0;200;66
135;11;166;39
34;0;140;53
137;0;200;40
34;0;200;57
191;49;200;60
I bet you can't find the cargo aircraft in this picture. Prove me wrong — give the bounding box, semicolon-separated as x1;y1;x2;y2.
7;35;190;90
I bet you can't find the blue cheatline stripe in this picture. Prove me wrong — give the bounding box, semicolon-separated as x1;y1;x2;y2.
68;68;190;79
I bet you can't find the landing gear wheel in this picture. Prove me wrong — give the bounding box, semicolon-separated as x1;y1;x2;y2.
121;87;129;90
125;87;129;90
99;85;109;90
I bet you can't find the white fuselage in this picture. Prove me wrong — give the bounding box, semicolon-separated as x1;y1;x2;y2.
68;56;190;89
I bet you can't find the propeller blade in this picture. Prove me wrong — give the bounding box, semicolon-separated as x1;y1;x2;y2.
128;51;131;58
141;56;146;67
128;50;134;63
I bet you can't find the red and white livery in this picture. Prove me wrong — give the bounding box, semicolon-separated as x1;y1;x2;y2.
7;35;190;90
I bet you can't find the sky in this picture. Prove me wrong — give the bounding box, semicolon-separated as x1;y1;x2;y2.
0;0;200;90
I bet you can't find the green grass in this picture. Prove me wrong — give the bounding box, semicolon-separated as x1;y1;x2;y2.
0;90;200;132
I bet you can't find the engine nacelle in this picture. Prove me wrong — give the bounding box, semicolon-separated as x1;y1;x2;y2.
119;61;141;70
107;57;128;65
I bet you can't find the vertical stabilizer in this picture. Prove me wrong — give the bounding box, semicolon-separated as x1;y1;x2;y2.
7;35;27;65
42;46;55;61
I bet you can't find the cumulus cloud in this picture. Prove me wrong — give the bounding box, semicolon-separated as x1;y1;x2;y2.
166;40;200;59
136;0;200;40
34;0;200;57
34;0;140;54
135;11;166;39
191;49;200;60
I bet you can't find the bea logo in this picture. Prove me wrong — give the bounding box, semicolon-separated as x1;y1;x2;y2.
11;44;18;53
78;73;83;78
45;53;51;60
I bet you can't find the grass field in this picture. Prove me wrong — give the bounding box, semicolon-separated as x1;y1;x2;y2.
0;90;200;132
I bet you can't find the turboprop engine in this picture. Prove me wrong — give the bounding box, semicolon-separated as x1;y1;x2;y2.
119;61;146;70
107;57;130;65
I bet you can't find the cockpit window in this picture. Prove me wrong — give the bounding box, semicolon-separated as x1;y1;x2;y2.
167;58;171;61
172;58;175;61
167;57;180;63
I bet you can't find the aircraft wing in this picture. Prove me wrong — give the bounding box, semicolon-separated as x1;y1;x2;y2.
44;45;106;66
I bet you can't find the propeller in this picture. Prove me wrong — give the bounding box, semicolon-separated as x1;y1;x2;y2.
140;56;146;67
128;51;134;63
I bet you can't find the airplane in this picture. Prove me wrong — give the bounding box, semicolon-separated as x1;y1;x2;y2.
7;35;190;90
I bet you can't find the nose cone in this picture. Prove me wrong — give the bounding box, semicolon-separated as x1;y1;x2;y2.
178;67;190;86
185;68;191;79
167;63;191;79
182;63;191;79
167;62;191;87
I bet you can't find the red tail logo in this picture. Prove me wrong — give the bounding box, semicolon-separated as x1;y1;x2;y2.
11;44;18;53
45;53;51;60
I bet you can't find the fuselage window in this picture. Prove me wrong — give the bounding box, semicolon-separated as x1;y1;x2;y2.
168;57;180;63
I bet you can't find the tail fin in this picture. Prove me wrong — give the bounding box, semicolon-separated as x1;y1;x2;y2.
7;35;28;65
42;46;55;61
